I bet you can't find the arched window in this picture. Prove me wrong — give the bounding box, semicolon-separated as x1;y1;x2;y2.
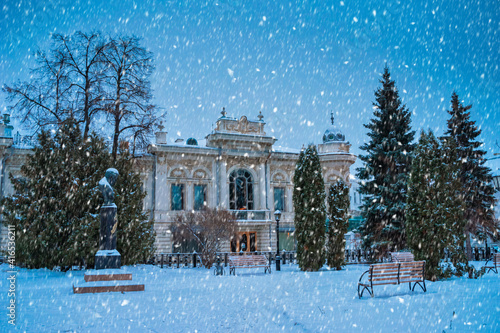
229;169;254;210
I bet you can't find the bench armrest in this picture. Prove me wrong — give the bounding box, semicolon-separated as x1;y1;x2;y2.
484;257;492;267
358;269;370;284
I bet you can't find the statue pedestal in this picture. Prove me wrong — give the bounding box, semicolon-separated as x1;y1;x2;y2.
95;205;121;270
73;268;144;294
95;249;121;270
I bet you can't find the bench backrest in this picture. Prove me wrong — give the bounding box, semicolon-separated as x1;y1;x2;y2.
494;253;500;265
390;252;415;262
369;261;425;285
369;262;400;285
398;261;425;283
229;255;268;267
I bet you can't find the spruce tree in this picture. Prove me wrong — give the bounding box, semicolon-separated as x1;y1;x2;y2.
356;66;415;255
293;145;326;271
326;179;350;270
1;119;107;269
113;146;156;265
443;92;497;260
406;131;467;280
1;120;156;269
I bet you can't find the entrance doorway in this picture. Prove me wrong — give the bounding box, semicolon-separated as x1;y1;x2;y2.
231;232;257;252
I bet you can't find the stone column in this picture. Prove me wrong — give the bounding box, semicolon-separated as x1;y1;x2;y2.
186;181;194;211
220;158;228;208
259;163;266;210
287;185;293;213
211;159;217;208
266;162;272;211
155;156;169;211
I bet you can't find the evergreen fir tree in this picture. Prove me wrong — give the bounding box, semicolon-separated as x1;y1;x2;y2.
1;119;107;269
293;144;326;271
356;66;415;255
1;120;156;269
113;144;156;265
406;131;467;280
326;179;350;270
443;92;497;260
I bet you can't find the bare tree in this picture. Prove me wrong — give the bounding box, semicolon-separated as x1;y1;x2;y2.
3;46;73;131
172;208;237;268
101;36;162;159
3;32;164;151
53;31;107;140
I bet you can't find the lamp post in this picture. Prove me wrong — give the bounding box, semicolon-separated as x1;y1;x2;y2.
274;210;281;271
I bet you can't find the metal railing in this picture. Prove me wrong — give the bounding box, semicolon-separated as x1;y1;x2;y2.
153;251;297;268
149;247;498;269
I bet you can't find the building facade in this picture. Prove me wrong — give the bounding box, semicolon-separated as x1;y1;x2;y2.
0;111;357;254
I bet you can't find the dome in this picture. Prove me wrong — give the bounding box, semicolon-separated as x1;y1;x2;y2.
322;126;345;143
186;138;198;146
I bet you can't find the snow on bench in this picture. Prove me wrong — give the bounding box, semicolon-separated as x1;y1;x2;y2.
228;254;271;275
358;261;426;298
390;252;415;262
484;253;500;274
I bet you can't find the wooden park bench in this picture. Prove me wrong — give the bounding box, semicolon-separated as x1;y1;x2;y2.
484;253;500;274
390;252;414;262
228;254;271;275
358;261;426;298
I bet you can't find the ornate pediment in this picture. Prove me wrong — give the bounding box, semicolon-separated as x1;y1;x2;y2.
214;115;265;136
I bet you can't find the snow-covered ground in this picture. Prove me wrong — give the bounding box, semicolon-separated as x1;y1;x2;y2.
1;262;499;332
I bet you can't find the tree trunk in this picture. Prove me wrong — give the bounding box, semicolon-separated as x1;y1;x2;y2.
83;80;91;140
465;232;472;261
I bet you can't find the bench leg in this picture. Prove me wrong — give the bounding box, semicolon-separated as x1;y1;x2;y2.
411;281;426;292
485;267;493;274
358;284;372;298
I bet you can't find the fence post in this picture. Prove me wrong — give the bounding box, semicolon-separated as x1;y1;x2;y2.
193;253;197;268
161;254;164;269
225;253;228;267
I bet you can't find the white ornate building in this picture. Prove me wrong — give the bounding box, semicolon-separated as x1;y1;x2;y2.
0;111;357;254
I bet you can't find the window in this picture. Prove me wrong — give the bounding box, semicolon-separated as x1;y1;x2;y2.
171;184;184;211
194;184;207;211
279;231;295;251
231;232;257;252
229;169;254;210
274;187;285;211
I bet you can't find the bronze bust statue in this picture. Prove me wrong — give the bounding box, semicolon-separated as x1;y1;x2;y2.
99;168;119;206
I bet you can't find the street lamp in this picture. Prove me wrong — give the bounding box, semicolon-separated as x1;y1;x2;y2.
274;210;282;271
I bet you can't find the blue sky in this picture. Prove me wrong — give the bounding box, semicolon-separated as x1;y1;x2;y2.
1;0;498;166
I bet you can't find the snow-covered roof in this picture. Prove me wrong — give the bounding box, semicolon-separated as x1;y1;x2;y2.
322;125;345;143
272;145;300;154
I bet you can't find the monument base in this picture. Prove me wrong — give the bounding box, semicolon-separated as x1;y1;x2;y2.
95;249;121;270
73;269;144;294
